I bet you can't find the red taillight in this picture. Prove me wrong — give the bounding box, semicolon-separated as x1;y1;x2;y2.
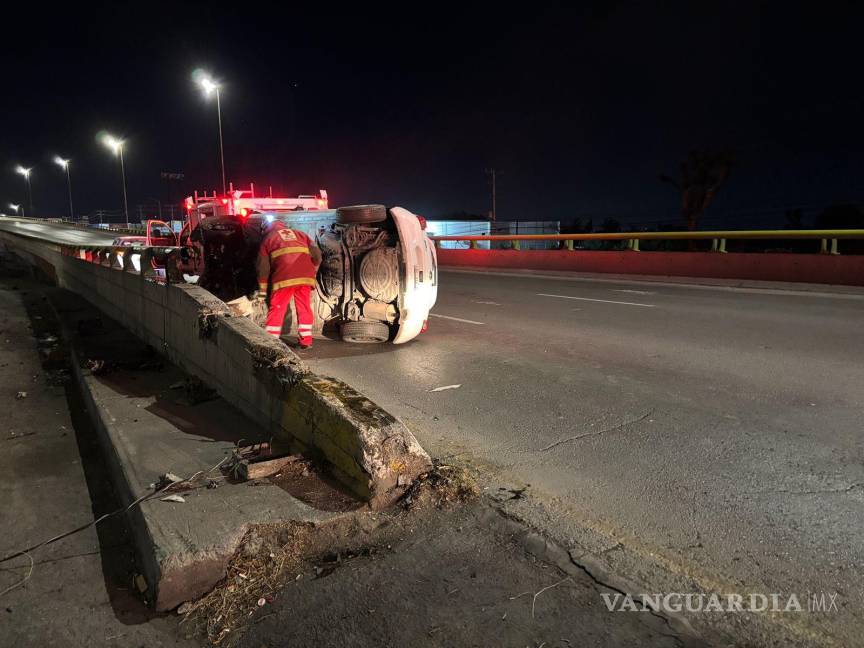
421;319;428;333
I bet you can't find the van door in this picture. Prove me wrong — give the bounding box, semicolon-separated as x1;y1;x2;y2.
146;220;178;247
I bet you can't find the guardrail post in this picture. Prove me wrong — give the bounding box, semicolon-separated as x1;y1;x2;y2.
565;239;574;251
711;238;727;253
628;239;640;252
719;238;727;253
831;238;839;255
512;240;521;251
820;238;828;254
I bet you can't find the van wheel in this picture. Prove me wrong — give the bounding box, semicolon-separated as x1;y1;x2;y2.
340;320;390;343
336;204;387;224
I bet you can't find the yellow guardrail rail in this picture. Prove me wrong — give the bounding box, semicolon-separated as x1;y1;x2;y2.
430;229;864;254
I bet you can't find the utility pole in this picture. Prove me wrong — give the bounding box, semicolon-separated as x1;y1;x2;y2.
485;168;497;222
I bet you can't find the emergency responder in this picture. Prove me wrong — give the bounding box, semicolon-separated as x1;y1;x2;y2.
256;220;322;348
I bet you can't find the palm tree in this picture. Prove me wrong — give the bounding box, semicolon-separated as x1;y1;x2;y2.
660;151;734;230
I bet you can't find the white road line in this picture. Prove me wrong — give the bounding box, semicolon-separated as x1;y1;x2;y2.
429;313;486;325
612;289;656;295
473;300;501;306
536;293;657;308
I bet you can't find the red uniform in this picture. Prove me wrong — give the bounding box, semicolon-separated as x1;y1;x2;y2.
256;223;319;345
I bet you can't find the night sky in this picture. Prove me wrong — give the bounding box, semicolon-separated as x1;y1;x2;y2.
1;2;862;226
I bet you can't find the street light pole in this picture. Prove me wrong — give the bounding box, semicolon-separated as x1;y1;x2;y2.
215;87;226;196
198;76;227;195
101;134;129;229
54;157;74;221
119;145;129;230
15;166;33;216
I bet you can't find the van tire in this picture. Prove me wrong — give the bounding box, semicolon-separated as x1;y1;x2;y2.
340;320;390;343
336;204;387;224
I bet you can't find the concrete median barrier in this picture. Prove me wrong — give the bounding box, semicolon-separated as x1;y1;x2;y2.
0;227;431;508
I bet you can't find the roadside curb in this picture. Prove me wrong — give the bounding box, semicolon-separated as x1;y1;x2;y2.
55;297;343;611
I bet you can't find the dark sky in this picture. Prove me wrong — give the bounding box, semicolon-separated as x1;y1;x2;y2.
1;2;862;226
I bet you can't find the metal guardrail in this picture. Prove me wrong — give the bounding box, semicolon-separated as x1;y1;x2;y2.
430;229;864;254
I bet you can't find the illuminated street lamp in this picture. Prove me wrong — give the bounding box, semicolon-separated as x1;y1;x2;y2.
9;203;21;217
53;156;75;221
15;166;33;216
101;134;129;229
197;74;227;195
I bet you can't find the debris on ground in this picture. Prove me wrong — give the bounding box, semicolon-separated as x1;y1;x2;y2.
152;473;184;490
401;461;479;510
427;384;461;393
493;485;529;501
160;494;186;504
226;443;301;481
175;376;218;405
180;522;314;645
134;573;147;594
15;391;26;399
85;358;109;375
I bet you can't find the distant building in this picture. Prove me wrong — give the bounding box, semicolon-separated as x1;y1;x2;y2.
426;219;560;249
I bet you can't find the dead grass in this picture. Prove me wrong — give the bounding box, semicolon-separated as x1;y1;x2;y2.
180;522;314;646
401;461;480;510
181;461;480;645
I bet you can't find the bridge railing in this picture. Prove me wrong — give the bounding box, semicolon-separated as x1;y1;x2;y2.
430;229;864;254
60;243;185;283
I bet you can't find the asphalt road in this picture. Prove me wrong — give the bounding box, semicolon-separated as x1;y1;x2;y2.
305;268;864;645
0;217;117;246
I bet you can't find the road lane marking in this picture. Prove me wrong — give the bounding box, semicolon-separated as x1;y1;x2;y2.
473;300;501;306
612;289;655;295
536;293;656;308
429;313;485;325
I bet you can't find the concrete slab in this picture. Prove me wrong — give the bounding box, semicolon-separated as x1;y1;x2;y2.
48;288;354;611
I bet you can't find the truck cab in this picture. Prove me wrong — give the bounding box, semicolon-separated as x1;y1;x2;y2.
181;190;437;344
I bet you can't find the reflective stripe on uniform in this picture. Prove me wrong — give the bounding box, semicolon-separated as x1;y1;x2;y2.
272;277;317;291
266;326;282;332
258;282;268;291
271;246;310;258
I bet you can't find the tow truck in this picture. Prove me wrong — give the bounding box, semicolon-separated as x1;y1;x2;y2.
180;186;437;344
